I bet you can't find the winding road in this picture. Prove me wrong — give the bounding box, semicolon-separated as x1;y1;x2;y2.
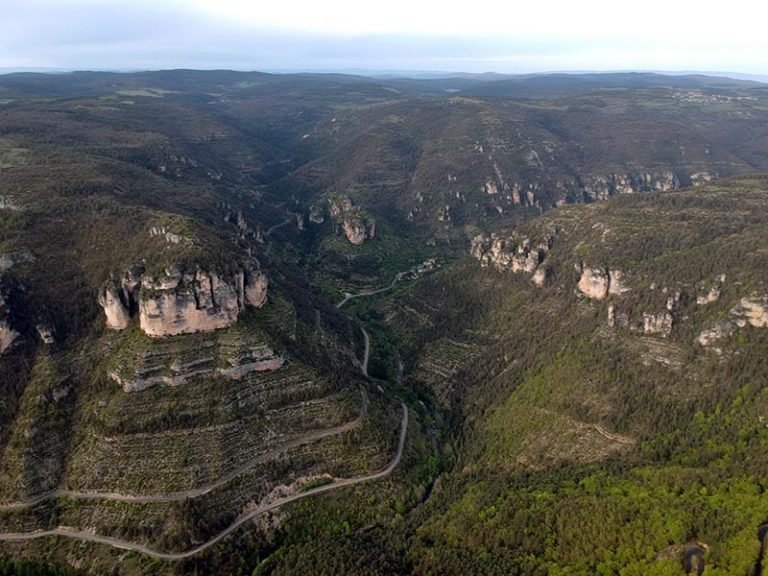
0;389;369;511
264;218;291;237
0;264;412;561
0;403;409;561
360;326;370;378
338;271;409;379
336;272;405;309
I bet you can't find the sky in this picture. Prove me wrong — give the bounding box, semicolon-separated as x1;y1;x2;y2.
1;0;768;75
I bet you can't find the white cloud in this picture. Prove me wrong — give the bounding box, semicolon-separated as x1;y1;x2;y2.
0;0;767;73
191;0;767;42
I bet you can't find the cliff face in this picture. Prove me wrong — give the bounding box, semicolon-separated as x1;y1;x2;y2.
139;268;242;337
99;263;269;338
0;288;18;356
244;269;268;308
576;267;629;300
475;171;688;211
328;197;376;245
471;231;554;285
98;286;131;330
0;321;18;356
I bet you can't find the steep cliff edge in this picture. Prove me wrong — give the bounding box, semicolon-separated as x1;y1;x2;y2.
471;177;768;349
99;263;269;338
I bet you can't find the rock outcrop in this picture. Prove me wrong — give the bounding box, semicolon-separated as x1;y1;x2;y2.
576;266;628;300
580;171;679;201
139;268;241;337
308;204;325;224
0;195;20;211
99;286;131;330
0;251;34;272
99;262;269;337
36;324;55;345
642;311;674;337
471;231;554;285
342;219;367;245
328;197;376;245
697;274;726;305
731;296;768;328
0;288;18;356
244;269;268;308
577;267;610;300
696;322;732;351
0;255;14;272
110;337;285;392
640;292;680;337
0;320;18;356
696;295;768;351
148;226;188;245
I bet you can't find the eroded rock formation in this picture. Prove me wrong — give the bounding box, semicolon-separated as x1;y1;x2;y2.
0;288;18;356
576;267;628;300
139;268;241;337
577;268;610;300
471;231;554;286
244;269;268;308
328;197;376;245
697;274;726;305
731;296;768;328
98;262;269;337
99;286;131;330
696;295;768;352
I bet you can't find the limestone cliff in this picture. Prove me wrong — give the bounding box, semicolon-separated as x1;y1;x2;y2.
576;267;628;300
244;269;268;308
465;170;715;214
98;262;269;337
471;231;554;285
577;268;610;300
696;295;768;352
328;197;376;245
0;288;18;356
139;268;241;337
642;311;674;337
98;286;131;330
731;296;768;328
579;171;680;201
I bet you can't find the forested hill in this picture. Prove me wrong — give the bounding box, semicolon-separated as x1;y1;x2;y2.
2;70;768;575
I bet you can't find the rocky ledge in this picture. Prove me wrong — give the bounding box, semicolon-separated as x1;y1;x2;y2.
99;263;268;337
110;341;285;393
697;296;768;353
471;231;555;286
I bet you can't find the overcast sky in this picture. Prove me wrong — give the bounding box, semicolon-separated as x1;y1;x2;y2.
2;0;767;75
